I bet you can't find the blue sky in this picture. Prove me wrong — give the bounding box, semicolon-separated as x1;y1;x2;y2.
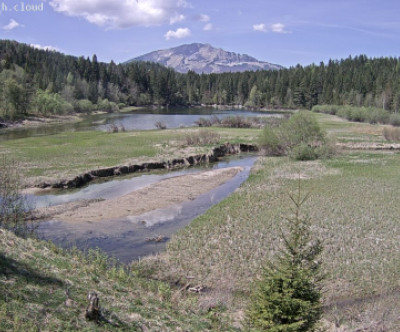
0;0;400;67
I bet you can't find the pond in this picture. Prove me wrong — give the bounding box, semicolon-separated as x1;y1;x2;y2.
0;107;278;141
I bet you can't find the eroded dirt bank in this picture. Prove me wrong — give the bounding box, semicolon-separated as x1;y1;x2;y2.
38;166;243;223
38;143;257;189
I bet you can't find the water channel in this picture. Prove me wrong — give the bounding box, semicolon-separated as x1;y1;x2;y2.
2;108;268;262
34;155;257;263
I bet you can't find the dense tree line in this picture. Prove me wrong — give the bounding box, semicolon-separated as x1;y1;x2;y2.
1;39;400;120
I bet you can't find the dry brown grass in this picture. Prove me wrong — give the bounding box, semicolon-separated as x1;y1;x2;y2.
143;151;400;331
383;126;400;142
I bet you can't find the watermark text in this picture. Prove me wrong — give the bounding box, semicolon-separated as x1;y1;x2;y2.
1;2;44;14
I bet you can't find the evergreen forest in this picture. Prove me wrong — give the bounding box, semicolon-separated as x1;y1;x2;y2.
1;39;400;120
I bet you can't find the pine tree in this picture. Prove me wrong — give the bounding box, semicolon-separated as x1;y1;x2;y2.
247;183;323;332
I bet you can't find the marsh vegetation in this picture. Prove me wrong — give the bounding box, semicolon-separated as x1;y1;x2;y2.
1;111;399;331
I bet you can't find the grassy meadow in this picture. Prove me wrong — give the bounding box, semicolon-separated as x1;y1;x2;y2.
0;127;259;187
1;111;400;330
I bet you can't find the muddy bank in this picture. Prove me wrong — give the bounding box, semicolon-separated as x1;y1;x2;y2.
38;143;258;189
38;166;243;223
0;114;82;129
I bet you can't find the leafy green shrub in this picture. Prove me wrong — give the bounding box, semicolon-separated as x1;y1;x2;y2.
291;144;318;161
389;113;400;126
367;108;390;124
97;98;119;113
34;90;71;115
260;111;329;160
284;111;325;148
313;105;394;125
314;139;339;158
259;126;285;156
60;101;74;114
311;104;340;115
247;186;323;331
350;107;368;122
74;99;94;113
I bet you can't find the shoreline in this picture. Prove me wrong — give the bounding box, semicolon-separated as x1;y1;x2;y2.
0;114;83;130
0;105;294;130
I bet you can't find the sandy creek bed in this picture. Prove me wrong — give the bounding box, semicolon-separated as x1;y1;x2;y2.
37;166;243;223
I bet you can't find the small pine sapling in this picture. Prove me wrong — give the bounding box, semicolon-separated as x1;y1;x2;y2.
247;180;323;331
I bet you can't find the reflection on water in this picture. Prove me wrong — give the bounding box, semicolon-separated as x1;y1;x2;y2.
0;107;278;141
35;155;258;263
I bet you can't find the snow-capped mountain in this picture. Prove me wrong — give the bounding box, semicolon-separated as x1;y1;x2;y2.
127;43;283;74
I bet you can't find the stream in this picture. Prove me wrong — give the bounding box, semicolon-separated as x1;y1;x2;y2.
34;154;258;263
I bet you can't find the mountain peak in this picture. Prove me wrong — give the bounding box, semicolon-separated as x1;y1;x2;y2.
127;43;283;74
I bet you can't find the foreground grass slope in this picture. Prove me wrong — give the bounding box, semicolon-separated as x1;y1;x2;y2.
0;228;236;331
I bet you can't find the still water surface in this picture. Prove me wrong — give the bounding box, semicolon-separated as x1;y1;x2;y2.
0;108;276;141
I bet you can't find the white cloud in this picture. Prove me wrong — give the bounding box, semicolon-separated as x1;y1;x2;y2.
253;23;267;32
203;23;213;31
253;23;290;34
30;44;60;52
164;27;191;40
271;23;290;33
49;0;189;29
3;19;22;31
170;14;185;24
198;14;210;22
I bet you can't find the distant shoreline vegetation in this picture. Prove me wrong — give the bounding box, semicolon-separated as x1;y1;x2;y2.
1;40;400;122
312;105;400;126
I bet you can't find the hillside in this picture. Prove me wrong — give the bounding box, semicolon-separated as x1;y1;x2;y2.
0;227;226;331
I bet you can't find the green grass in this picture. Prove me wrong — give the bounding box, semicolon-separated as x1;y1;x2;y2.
314;111;388;144
0;228;236;331
0;127;260;186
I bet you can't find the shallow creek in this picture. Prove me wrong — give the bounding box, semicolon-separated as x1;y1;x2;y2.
34;155;257;263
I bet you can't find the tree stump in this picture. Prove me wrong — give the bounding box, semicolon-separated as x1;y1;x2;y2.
85;292;100;322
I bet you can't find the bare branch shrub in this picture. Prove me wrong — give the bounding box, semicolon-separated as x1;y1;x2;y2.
155;121;167;130
0;156;32;237
184;130;220;146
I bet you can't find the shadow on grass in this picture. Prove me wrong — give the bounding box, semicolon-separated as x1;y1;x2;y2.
0;253;131;330
0;253;63;287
